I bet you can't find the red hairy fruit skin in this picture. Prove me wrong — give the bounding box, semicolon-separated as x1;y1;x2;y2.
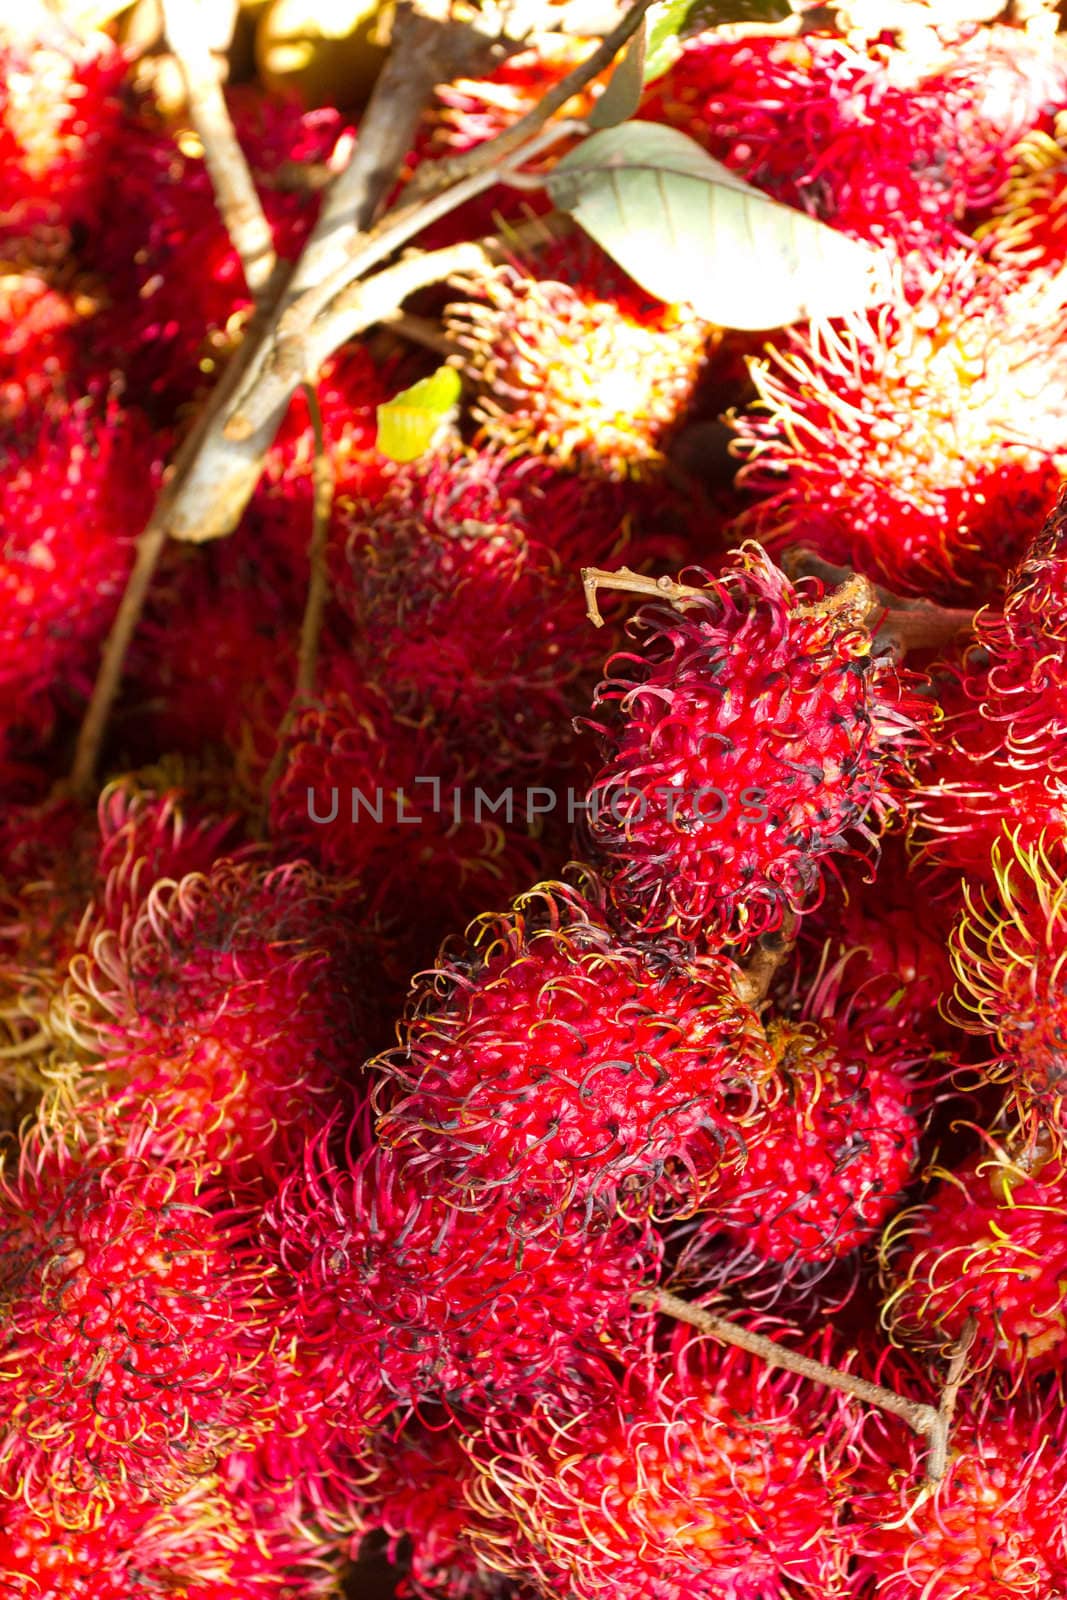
980;109;1067;275
85;94;355;410
640;27;1067;258
0;1121;275;1518
466;1334;859;1600
0;33;126;235
731;250;1067;602
788;838;959;1053
585;548;923;948
358;1422;520;1600
913;491;1067;875
0;394;162;712
375;874;772;1215
882;1144;1067;1377
267;665;552;957
705;1018;920;1266
331;451;680;773
444;237;712;481
56;857;370;1183
266;1124;660;1416
851;1386;1067;1600
949;833;1067;1135
0;1468;346;1598
0;778;240;1060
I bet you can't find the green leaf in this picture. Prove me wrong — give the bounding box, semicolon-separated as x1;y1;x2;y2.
545;121;888;330
643;0;791;83
589;23;647;128
375;365;461;462
642;0;695;82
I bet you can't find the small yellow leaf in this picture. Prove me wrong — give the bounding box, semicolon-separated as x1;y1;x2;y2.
375;365;461;463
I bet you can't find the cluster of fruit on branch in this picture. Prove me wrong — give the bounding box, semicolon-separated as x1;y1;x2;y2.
3;0;1067;1595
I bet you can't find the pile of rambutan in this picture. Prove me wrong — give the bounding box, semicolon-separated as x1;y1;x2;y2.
7;3;1067;1597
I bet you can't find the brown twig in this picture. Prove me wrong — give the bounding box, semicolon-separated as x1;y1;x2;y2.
402;0;655;202
924;1314;977;1485
784;551;975;654
582;566;708;627
224;121;582;442
161;0;277;298
733;913;799;1008
641;1289;942;1447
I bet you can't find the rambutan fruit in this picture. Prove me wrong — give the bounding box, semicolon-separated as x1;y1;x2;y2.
0;392;162;713
584;547;923;947
851;1381;1067;1599
266;1122;660;1415
56;857;370;1182
912;491;1067;875
641;25;1067;256
0;32;126;236
267;665;551;957
948;833;1067;1135
465;1333;859;1600
444;236;712;481
981;109;1067;273
374;873;772;1216
702;1017;920;1266
0;1469;345;1597
331;451;682;775
0;778;241;1064
357;1421;517;1599
730;250;1067;601
786;838;959;1053
881;1140;1067;1377
0;1119;275;1517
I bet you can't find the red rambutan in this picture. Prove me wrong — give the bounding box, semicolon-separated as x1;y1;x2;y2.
84;94;355;409
465;1333;860;1600
266;1122;660;1415
704;1017;921;1266
0;1469;344;1597
0;32;126;236
882;1140;1067;1376
0;1120;275;1517
948;833;1067;1135
851;1383;1067;1599
444;236;712;481
912;490;1067;873
730;250;1067;601
375;874;771;1215
56;857;368;1181
0;393;162;712
584;548;923;946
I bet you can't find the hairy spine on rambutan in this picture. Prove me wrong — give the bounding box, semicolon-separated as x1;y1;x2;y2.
265;1117;661;1416
912;489;1067;875
851;1374;1067;1599
0;1119;276;1519
881;1138;1067;1376
54;856;367;1182
374;872;771;1216
696;1016;921;1268
464;1330;861;1600
947;832;1067;1136
583;549;923;947
444;235;712;481
730;251;1067;602
0;1467;346;1598
356;1421;520;1600
0;395;162;713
